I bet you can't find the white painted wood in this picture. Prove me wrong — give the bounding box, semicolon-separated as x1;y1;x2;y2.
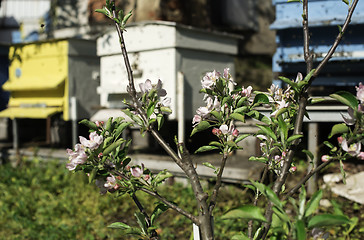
96;21;239;120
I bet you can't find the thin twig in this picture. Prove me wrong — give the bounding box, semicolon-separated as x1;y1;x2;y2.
285;158;334;198
140;188;200;225
209;152;228;214
131;194;158;239
111;170;198;224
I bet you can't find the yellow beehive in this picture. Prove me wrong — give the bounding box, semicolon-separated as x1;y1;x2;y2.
0;38;99;121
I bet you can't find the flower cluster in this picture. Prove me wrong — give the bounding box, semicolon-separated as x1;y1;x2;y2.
139;79;171;111
66;132;104;170
324;82;364;163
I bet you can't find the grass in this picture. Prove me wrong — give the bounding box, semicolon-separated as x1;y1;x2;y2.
0;158;363;239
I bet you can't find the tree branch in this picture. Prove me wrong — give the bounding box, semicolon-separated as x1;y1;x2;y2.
209;152;228;214
285;158;334;198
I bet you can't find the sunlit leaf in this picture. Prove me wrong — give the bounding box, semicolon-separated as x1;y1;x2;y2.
305;190;323;217
296;220;306;240
195;145;219;153
222;205;267;222
328;123;349;138
308;214;350;228
190;120;211;136
330;91;358;110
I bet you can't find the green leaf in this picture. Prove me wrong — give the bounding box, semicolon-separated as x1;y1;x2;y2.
323;140;335;149
296;220;306;240
330;91;358;110
108;222;131;229
105;117;113;132
150;203;169;225
298;186;306;219
308;214;350;228
227;140;238;149
221;205;267;222
253;93;270;105
339;160;347;184
235;134;250;143
236;97;248;107
302;149;314;161
202;162;217;170
272;206;290;223
287;134;303;143
234;106;248;114
103;138;126;155
209;141;223;148
114;122;132;138
279;76;298;91
147;102;156;118
257;125;277;141
230;112;245;122
195;145;219;153
342;0;349;5
122;109;144;126
210;110;223;122
95;8;109;17
247;110;271;124
305;190;322;217
122;10;133;26
160;106;172;113
88;168;97;184
79;119;98;131
330;200;344;216
329;123;349;138
153;171;173;185
232;233;250;240
103;136;114;148
249;156;268;163
265;187;283;210
135;212;148;235
157;113;164;130
190;120;211;136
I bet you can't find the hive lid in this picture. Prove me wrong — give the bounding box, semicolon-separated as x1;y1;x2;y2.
3;76;66;91
0;106;62;119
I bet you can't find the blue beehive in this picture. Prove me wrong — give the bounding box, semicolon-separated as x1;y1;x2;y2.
0;44;9;111
271;0;364;94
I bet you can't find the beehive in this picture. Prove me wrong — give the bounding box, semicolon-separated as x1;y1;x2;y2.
93;21;239;121
271;0;364;92
0;38;99;121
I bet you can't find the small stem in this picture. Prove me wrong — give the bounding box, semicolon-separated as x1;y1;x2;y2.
111;170;198;224
285;158;334;198
209;152;228;214
131;194;158;239
141;188;200;225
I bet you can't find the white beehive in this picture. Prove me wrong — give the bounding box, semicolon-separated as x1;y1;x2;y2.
94;21;239;120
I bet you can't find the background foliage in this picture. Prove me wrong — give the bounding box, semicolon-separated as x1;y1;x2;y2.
1;159;364;239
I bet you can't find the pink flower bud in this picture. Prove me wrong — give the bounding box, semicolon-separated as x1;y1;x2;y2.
144;174;150;181
98;152;103;158
212;128;222;136
232;128;239;137
337;136;343;144
290;166;297;172
321;155;330;162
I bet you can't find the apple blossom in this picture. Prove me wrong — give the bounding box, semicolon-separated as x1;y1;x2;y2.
341;138;361;156
131;164;144;178
356;82;364;102
66;144;88;171
80;131;103;150
341;107;356;125
201;70;220;89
